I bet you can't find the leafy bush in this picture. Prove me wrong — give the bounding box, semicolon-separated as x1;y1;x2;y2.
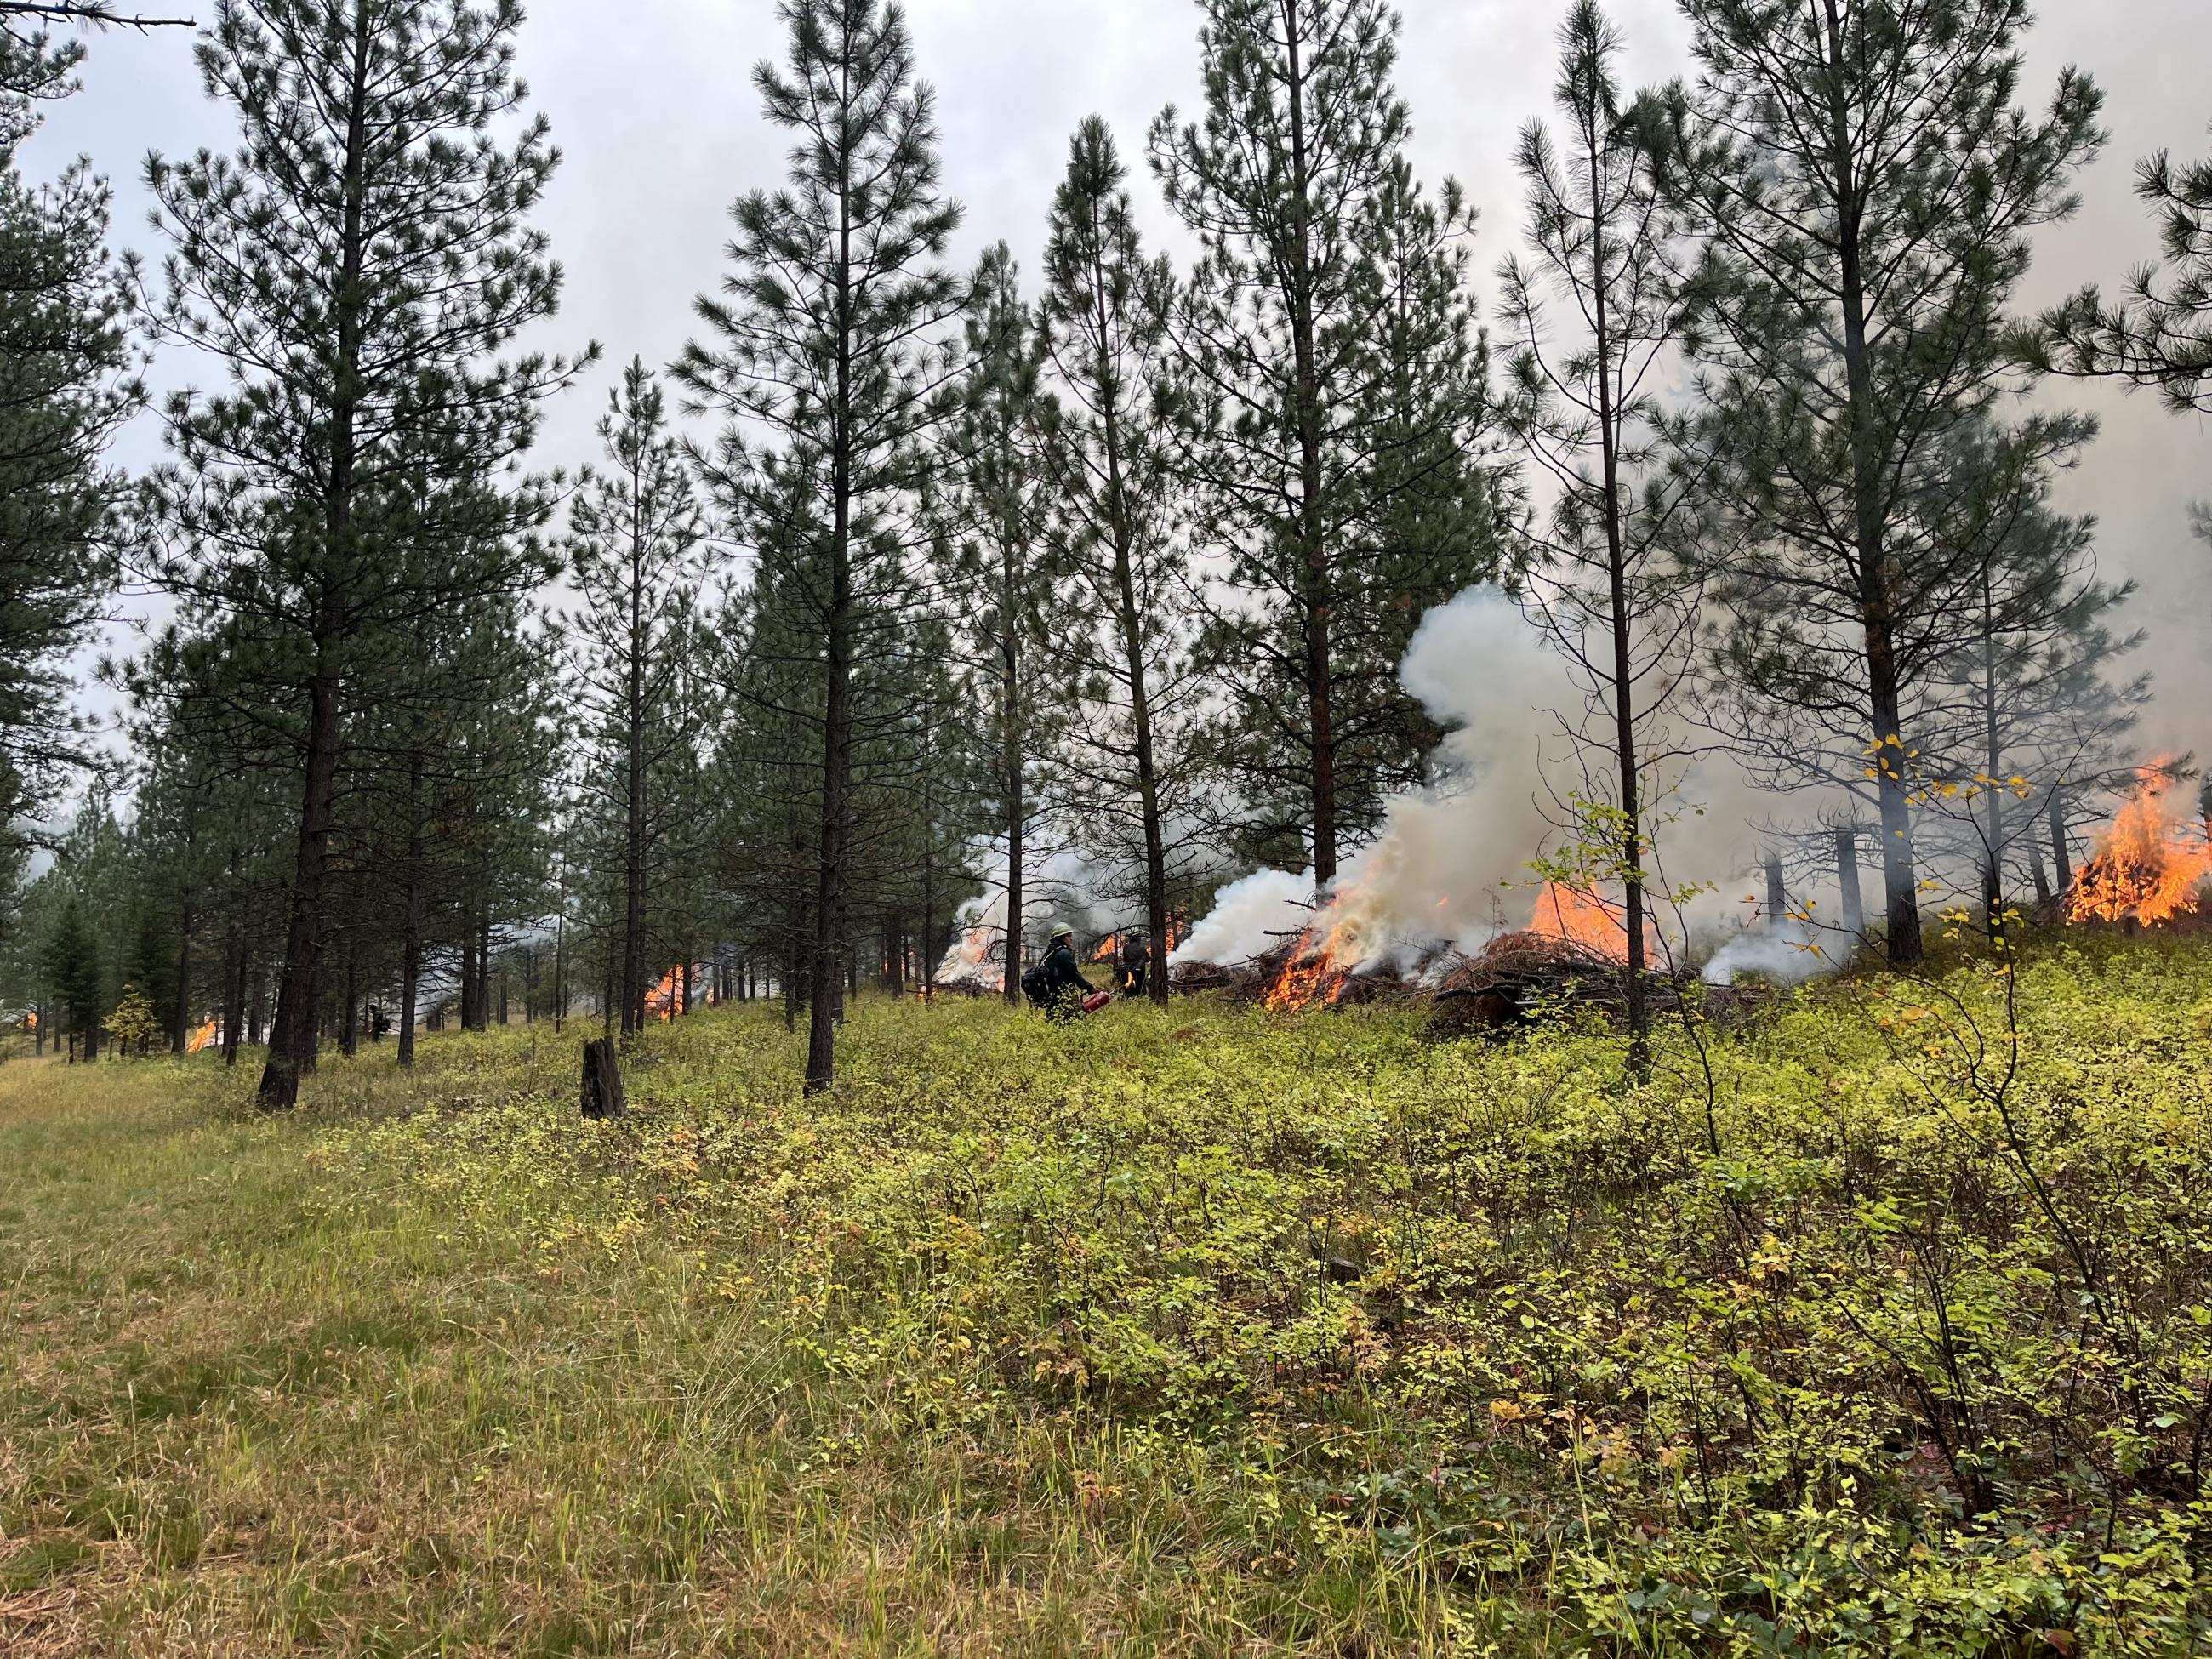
298;936;2212;1653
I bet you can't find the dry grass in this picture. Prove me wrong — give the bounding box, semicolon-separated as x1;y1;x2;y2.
0;1024;1470;1658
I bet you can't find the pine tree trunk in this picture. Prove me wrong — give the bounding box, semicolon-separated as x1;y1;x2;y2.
1581;126;1648;1073
221;920;246;1068
1981;566;2006;941
622;395;652;1040
1837;830;1866;938
341;937;360;1057
922;709;938;1007
258;5;371;1110
259;664;341;1109
459;921;479;1034
1001;556;1024;1006
1282;3;1336;887
806;180;858;1097
1820;0;1921;966
552;912;566;1034
397;748;424;1066
1766;855;1787;931
398;923;420;1068
172;895;194;1054
2049;791;2073;893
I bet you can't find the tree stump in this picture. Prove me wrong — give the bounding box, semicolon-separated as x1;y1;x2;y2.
580;1037;625;1120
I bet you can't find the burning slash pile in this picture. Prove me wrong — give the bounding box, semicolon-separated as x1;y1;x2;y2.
1424;885;1635;1040
1178;881;1650;1038
2066;765;2212;929
1171;925;1417;1007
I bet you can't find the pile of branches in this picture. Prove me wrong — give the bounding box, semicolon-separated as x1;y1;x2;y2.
1173;934;1429;1008
1422;932;1628;1040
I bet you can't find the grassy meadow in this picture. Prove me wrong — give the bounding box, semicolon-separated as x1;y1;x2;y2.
4;938;2212;1656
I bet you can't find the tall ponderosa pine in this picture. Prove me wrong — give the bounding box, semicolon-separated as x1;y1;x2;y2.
1498;0;1707;1069
1149;0;1499;883
1644;0;2102;965
143;0;586;1108
934;244;1063;1001
678;0;964;1093
562;357;708;1037
1037;117;1201;1005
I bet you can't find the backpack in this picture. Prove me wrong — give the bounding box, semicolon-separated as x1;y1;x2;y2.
1019;962;1052;1007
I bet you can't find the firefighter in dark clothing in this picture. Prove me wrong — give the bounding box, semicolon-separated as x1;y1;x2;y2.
1116;929;1149;998
1032;922;1097;1022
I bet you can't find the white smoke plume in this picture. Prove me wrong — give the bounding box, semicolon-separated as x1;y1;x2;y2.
1168;869;1317;968
1700;923;1834;986
1176;588;1583;970
1172;585;1855;981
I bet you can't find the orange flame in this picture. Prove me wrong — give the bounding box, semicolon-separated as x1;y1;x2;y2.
186;1018;218;1053
938;925;999;986
645;966;687;1021
1094;934;1117;961
2067;766;2212;927
1525;882;1632;962
1266;917;1359;1012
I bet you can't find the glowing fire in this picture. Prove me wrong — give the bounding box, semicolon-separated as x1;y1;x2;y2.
1525;882;1632;962
186;1018;218;1053
1094;935;1117;961
645;966;697;1021
1265;918;1360;1012
2067;766;2212;927
938;925;1000;989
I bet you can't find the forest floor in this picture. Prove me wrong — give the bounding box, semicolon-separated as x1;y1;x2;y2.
3;935;2212;1656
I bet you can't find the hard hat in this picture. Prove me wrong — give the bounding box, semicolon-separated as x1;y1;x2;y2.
1051;922;1075;941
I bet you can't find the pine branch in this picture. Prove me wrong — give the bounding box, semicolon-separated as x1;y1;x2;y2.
0;3;194;28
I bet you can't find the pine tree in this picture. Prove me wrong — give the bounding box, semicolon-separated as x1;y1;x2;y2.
141;0;589;1108
37;891;99;1059
677;0;966;1093
561;357;709;1037
0;4;138;886
1497;0;1707;1068
707;482;830;1035
932;243;1067;1001
1913;416;2141;926
1037;117;1206;1005
1149;0;1502;882
1642;0;2103;965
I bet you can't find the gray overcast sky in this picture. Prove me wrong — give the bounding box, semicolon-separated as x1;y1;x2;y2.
26;0;2212;750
